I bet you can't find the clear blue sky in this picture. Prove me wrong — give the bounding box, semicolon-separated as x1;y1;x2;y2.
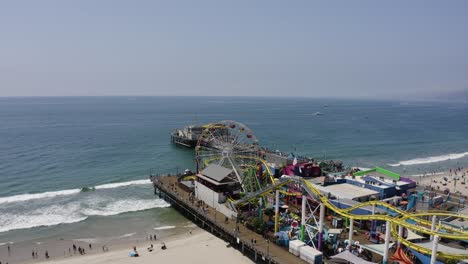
0;1;467;98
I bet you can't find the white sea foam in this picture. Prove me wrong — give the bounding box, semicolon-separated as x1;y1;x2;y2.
0;179;151;205
119;233;136;238
389;152;468;167
81;199;169;216
0;203;87;233
407;172;445;178
0;198;169;233
94;179;151;190
0;189;81;205
153;225;176;230
73;238;99;243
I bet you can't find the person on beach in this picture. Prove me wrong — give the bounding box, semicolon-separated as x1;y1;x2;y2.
32;250;35;259
147;244;154;252
154;234;157;240
45;250;50;259
89;243;92;250
73;244;77;253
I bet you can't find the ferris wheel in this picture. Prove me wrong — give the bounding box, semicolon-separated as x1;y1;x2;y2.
196;120;264;193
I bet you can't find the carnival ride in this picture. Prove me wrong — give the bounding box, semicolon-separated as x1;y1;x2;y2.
193;121;468;261
231;173;468;260
195;120;275;193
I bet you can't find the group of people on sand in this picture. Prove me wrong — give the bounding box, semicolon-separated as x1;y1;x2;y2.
130;242;167;257
71;243;90;255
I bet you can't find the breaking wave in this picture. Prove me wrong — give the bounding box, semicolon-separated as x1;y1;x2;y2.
0;189;81;205
94;179;150;190
153;225;176;230
389;152;468;167
119;233;137;238
0;179;152;205
0;198;169;233
81;199;169;216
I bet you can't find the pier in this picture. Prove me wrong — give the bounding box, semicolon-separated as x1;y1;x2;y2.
151;174;307;264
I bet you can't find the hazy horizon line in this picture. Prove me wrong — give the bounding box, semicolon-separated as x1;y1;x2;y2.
0;94;466;103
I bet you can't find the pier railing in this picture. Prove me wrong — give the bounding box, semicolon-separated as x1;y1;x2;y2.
151;176;304;264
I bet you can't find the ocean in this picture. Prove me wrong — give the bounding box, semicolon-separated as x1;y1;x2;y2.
1;96;468;246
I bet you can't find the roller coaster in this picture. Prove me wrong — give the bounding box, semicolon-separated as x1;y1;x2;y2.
231;158;468;260
193;121;468;261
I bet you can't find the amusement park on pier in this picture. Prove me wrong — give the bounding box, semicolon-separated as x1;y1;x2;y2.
158;120;468;264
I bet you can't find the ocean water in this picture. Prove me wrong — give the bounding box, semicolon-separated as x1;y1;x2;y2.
1;96;468;243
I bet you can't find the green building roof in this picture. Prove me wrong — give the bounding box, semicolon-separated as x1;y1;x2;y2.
353;167;400;181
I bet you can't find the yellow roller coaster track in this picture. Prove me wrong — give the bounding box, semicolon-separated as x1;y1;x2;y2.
199;152;468;259
233;158;468;260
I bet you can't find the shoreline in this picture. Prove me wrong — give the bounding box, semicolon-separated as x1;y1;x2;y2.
0;223;197;264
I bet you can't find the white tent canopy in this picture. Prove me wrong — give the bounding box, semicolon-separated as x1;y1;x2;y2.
331;251;377;264
406;229;425;241
415;241;468;255
360;243;395;257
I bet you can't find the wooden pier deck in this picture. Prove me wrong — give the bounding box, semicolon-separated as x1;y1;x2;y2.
151;175;307;264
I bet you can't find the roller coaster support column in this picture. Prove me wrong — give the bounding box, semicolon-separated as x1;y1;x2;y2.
301;195;306;241
383;221;391;264
274;190;279;233
371;204;376;231
348;218;354;250
318;203;325;251
397;225;403;247
430;215;437;241
430;235;439;264
258;198;263;219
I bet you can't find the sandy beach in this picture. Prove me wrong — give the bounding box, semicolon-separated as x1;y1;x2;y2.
0;226;253;264
411;168;468;198
26;229;253;264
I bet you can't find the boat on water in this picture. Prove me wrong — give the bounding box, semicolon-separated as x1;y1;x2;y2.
312;112;324;116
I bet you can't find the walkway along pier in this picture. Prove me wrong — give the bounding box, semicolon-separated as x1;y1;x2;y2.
151;174;307;264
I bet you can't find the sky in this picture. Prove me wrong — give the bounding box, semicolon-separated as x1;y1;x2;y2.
0;1;467;98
